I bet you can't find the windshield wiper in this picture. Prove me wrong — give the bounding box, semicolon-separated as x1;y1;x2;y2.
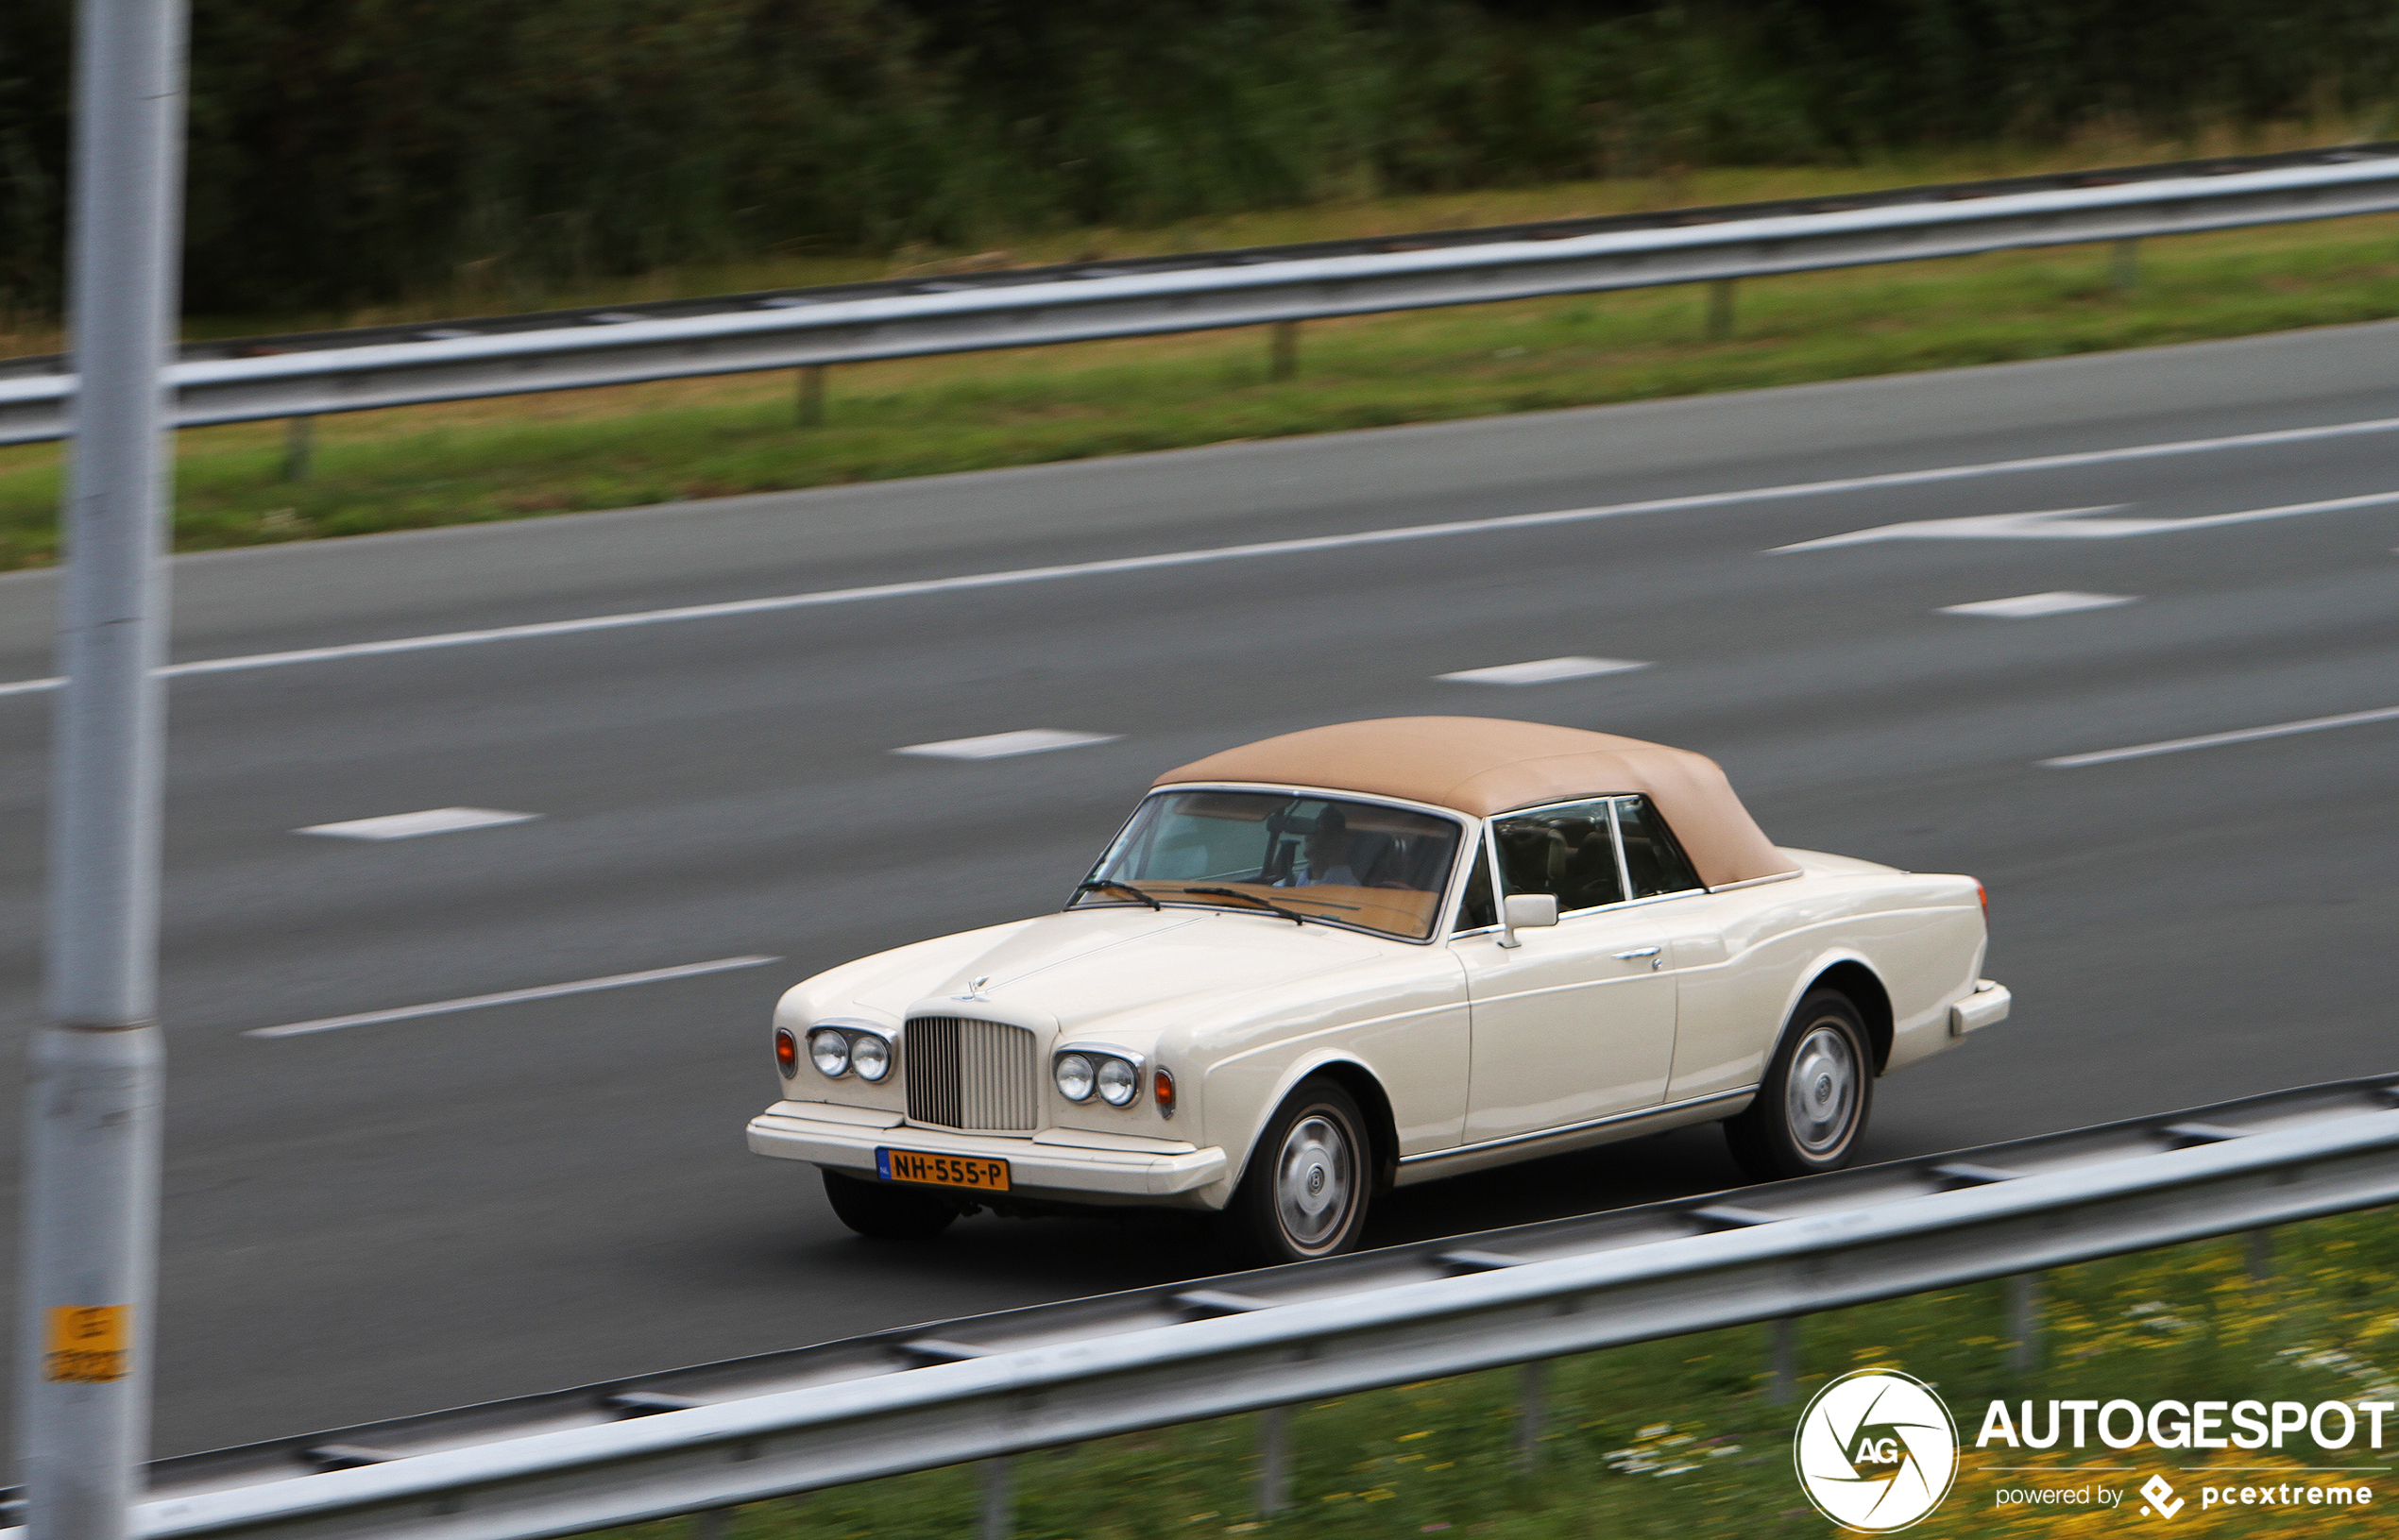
1076;879;1162;910
1178;887;1308;925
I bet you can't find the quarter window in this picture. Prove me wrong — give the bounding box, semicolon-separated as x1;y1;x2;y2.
1614;795;1703;897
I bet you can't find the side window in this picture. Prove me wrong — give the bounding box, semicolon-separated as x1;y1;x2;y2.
1455;835;1496;932
1489;800;1625;912
1614;795;1703;897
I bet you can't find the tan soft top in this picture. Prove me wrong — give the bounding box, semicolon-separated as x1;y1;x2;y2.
1155;717;1793;889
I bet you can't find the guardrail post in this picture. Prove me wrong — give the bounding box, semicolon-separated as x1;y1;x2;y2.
2246;1227;2275;1280
1268;320;1299;382
1514;1360;1547;1468
796;365;825;428
2006;1273;2041;1375
281;415;313;482
1706;278;1736;340
2111;239;2139;292
689;1508;728;1540
1256;1404;1290;1516
1766;1317;1798;1404
978;1456;1012;1540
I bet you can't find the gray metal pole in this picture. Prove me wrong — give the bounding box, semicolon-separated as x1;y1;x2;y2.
2006;1273;2041;1376
1255;1405;1289;1515
1513;1360;1547;1469
1766;1317;1798;1405
20;3;188;1539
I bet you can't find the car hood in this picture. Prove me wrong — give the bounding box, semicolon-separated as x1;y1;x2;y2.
907;905;1389;1036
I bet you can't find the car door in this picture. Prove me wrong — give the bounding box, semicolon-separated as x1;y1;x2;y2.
1452;799;1678;1144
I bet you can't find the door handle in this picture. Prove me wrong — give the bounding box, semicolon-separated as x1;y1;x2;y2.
1613;946;1661;958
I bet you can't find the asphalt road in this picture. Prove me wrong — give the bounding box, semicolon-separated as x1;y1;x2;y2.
2;321;2396;1460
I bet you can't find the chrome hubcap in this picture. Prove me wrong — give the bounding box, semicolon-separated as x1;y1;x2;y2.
1274;1112;1353;1249
1786;1023;1860;1157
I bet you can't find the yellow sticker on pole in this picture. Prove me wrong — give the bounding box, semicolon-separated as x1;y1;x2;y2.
44;1305;129;1382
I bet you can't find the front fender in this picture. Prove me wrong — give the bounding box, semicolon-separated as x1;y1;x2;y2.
1205;1046;1386;1200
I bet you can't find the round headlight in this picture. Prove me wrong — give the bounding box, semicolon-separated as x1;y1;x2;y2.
1097;1056;1138;1107
851;1033;891;1082
1054;1053;1096;1102
808;1027;851;1078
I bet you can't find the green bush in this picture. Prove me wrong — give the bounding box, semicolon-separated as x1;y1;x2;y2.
3;2;2397;314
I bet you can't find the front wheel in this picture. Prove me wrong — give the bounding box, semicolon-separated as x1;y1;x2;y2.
822;1169;959;1239
1218;1078;1371;1265
1726;990;1873;1181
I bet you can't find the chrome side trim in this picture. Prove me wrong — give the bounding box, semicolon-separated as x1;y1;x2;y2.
1396;1087;1760;1167
1708;870;1803;894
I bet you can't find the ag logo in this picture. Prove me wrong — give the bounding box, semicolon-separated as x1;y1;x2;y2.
1794;1368;1959;1532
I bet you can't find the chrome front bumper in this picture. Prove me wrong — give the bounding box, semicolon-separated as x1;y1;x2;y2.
747;1100;1228;1203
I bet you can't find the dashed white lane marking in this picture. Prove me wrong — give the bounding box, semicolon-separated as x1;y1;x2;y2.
298;806;539;840
2041;705;2399;768
894;729;1121;760
246;955;782;1038
1940;591;2136;618
1776;487;2399;552
1437;656;1651;685
9;411;2399;699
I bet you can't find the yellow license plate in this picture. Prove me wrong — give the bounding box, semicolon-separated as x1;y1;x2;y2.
877;1148;1012;1193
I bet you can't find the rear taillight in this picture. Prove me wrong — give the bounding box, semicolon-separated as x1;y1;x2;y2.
1154;1068;1177;1119
774;1027;798;1077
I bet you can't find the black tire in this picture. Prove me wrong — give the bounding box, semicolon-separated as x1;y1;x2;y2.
822;1168;959;1240
1726;989;1875;1181
1218;1077;1372;1265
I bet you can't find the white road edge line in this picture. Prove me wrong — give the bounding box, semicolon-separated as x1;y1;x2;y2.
245;955;782;1039
9;410;2399;699
2040;706;2399;769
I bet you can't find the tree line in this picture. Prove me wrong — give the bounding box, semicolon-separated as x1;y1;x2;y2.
1;0;2393;316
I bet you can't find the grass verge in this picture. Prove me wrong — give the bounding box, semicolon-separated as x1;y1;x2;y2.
6;144;2399;572
607;1209;2398;1539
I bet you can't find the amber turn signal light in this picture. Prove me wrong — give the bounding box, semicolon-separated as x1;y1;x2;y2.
1153;1067;1176;1118
774;1027;798;1077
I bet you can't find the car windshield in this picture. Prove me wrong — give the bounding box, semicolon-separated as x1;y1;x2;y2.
1074;790;1464;940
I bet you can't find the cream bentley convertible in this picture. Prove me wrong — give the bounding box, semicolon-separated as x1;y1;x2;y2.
747;719;2008;1262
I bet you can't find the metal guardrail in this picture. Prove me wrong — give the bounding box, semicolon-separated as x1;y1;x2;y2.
6;146;2399;447
9;1075;2392;1540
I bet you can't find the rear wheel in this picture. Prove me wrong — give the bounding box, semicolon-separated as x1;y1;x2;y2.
1219;1078;1371;1265
1726;990;1873;1181
822;1168;959;1239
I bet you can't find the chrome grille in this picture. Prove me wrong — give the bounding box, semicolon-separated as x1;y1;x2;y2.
905;1016;1040;1132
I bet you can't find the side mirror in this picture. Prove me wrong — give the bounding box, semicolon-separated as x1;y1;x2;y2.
1501;893;1558;936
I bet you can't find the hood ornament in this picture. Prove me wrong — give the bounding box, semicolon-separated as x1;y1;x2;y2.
955;974;994;1001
